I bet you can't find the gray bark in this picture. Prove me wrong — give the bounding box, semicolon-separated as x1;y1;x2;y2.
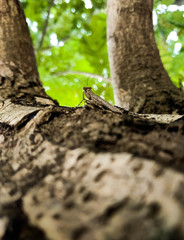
0;100;184;240
0;1;184;240
107;0;184;113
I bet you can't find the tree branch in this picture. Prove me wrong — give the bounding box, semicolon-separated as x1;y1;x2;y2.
53;70;112;83
37;0;55;51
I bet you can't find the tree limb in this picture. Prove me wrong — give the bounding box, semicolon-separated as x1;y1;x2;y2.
53;70;112;83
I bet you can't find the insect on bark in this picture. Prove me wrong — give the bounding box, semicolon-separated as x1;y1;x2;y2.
79;86;123;114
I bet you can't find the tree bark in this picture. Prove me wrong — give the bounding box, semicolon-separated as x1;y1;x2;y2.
107;0;184;114
0;1;184;240
0;100;184;240
0;0;53;102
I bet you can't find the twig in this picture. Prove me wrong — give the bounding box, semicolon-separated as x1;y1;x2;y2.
53;70;111;83
37;0;55;51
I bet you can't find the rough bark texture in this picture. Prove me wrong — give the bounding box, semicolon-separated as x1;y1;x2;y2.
1;1;184;240
0;0;52;101
107;0;184;113
0;101;184;240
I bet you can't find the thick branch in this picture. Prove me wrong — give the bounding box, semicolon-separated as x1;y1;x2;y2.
0;102;184;239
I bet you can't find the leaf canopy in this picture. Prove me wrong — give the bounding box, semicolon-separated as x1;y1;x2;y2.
21;0;184;106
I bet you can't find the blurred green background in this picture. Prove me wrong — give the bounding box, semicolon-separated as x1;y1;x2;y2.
20;0;184;106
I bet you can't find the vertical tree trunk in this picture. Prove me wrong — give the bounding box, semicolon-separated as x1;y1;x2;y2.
107;0;184;114
0;0;49;101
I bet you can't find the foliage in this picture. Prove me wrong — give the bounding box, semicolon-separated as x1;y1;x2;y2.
21;0;184;106
154;0;184;87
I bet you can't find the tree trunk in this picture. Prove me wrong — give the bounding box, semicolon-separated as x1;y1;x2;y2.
0;1;184;240
0;0;54;102
107;0;184;114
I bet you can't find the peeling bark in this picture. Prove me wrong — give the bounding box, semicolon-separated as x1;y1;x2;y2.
107;0;184;113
